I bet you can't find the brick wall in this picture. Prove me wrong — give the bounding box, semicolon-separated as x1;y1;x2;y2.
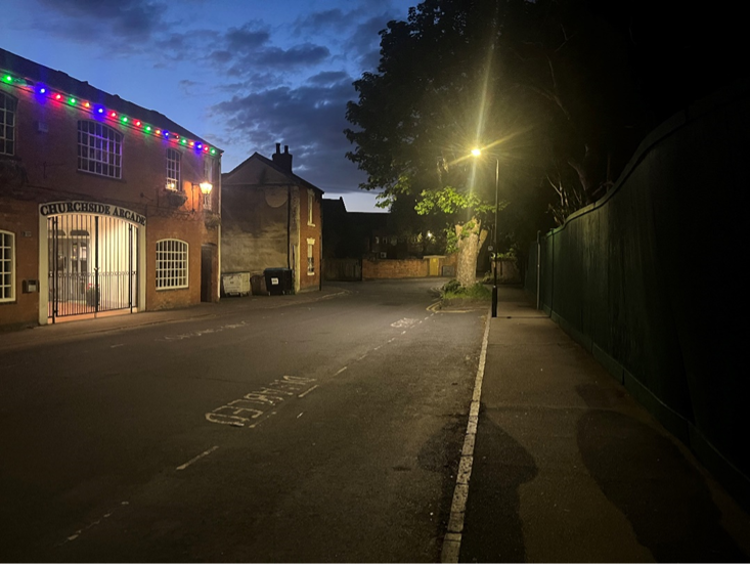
362;258;428;279
0;58;221;330
298;187;322;292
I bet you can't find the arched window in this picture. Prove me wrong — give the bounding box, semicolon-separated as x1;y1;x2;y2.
0;230;15;302
1;92;17;156
77;120;122;178
155;239;188;289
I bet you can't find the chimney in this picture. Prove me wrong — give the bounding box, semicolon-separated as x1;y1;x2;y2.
272;142;293;172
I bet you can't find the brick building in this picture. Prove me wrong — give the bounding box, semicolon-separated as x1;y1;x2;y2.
0;48;222;332
221;145;322;293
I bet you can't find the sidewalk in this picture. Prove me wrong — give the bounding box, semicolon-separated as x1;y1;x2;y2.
0;286;348;352
454;286;750;563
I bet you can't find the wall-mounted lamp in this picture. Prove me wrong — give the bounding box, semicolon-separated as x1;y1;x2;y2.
165;181;177;191
191;181;214;212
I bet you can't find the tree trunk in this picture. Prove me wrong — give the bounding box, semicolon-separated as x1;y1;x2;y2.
455;219;486;288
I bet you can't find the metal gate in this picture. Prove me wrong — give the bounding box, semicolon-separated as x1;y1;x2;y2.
48;213;139;321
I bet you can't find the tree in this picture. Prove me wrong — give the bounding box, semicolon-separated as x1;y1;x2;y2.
346;0;529;287
345;0;743;283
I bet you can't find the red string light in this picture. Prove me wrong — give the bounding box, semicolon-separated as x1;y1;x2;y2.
0;69;219;157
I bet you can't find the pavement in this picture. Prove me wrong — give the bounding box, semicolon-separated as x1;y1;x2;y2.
0;286;349;352
4;283;750;562
448;285;750;563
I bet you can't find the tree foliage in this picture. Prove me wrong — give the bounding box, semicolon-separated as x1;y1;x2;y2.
345;0;746;273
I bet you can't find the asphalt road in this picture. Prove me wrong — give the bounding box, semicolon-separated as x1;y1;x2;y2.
0;279;485;562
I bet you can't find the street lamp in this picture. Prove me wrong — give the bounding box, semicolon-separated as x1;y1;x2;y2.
471;148;499;318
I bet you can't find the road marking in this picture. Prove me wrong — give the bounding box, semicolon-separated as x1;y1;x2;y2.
206;376;316;428
176;445;219;471
441;308;491;563
297;412;304;418
110;344;124;348
334;366;348;376
298;384;319;398
391;317;419;328
158;321;247;342
64;501;129;543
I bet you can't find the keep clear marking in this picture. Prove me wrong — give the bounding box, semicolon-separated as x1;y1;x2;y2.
206;375;316;429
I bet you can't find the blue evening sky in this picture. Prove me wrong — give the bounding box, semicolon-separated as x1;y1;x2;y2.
3;0;416;211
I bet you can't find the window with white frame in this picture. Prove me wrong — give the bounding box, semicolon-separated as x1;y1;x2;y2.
1;92;16;156
307;190;314;226
78;120;122;178
0;230;14;302
307;238;315;275
155;239;188;290
166;148;181;191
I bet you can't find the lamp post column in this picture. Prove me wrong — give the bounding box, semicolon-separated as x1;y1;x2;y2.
492;157;499;318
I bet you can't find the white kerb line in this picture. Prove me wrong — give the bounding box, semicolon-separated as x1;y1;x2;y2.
440;308;491;563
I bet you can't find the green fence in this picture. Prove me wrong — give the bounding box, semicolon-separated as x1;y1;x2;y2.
525;81;750;511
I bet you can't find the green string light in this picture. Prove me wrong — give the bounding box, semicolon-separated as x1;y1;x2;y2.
1;67;219;157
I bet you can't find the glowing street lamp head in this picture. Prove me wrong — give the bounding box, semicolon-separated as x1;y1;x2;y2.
471;148;482;157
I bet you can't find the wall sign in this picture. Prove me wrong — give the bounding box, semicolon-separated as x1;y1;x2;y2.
39;201;146;226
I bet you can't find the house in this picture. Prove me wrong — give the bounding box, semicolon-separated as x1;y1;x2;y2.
221;144;323;294
321;197;456;280
0;48;222;332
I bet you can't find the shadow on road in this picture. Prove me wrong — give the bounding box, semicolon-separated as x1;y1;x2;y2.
459;408;539;563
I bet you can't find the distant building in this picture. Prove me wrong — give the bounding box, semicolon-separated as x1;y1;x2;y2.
322;197;446;260
321;197;453;281
0;48;221;332
221;144;323;293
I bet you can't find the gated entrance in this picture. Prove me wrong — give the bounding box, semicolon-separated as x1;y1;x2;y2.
47;212;139;322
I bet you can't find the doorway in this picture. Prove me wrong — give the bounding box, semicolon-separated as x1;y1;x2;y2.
47;214;139;321
201;244;215;302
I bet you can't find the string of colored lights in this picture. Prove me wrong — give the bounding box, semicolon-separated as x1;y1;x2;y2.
2;70;219;156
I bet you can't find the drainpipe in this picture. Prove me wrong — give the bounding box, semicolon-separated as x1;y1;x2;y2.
287;185;291;269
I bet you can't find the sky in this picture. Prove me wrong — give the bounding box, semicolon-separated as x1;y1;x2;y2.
3;0;417;212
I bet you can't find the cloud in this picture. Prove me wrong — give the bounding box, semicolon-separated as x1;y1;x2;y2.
211;73;367;193
224;22;271;53
307;71;350;86
35;0;170;42
292;8;348;34
344;12;400;70
253;43;330;68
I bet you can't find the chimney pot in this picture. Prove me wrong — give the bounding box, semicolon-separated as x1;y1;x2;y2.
272;143;293;171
